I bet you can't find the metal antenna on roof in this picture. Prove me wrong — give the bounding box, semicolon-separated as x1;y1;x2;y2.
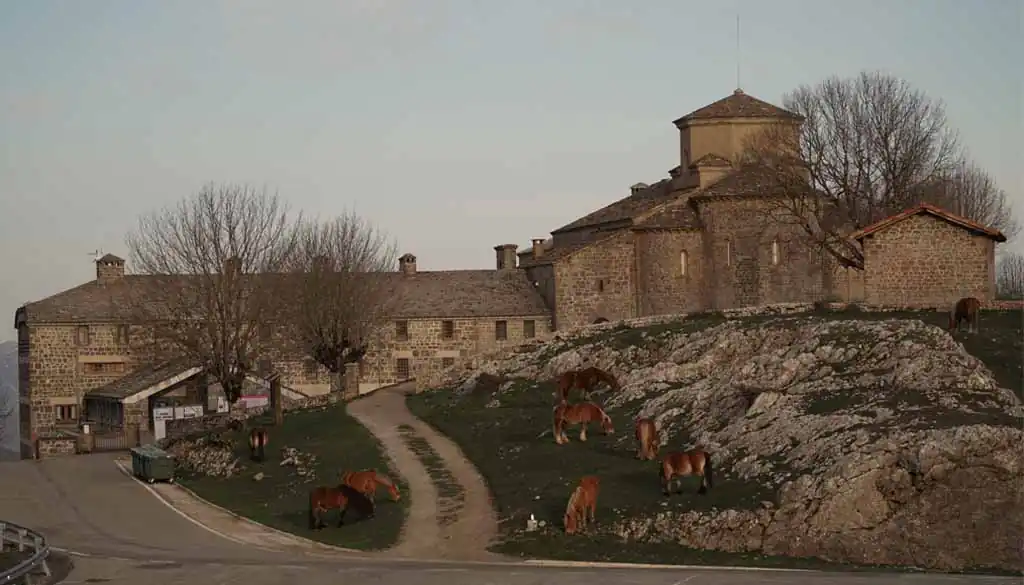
87;249;103;261
735;13;741;91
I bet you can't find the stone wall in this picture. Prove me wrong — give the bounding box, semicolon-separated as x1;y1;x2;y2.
36;436;77;458
523;264;556;313
862;214;997;308
161;392;334;443
694;197;825;309
634;229;707;315
554;231;636;329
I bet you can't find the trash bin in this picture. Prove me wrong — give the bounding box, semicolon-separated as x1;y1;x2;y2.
135;445;176;484
130;446;145;477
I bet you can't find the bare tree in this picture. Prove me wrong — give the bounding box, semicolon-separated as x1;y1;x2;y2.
286;211;399;391
997;252;1024;300
0;392;12;446
126;183;301;403
740;71;1013;269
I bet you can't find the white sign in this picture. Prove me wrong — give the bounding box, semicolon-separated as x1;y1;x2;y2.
241;395;269;409
181;405;203;419
153;407;175;422
216;397;229;414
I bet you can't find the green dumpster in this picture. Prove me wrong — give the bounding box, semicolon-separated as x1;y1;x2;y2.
130;446;146;477
134;445;176;484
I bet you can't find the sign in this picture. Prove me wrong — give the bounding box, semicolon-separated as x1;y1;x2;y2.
153;407;175;422
240;395;269;409
181;405;203;419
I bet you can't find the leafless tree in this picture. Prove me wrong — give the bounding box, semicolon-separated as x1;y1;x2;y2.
0;393;12;446
125;183;301;403
997;252;1024;300
741;71;1013;269
286;211;399;391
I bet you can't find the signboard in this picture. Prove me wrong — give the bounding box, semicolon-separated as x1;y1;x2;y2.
153;407;175;422
240;395;269;409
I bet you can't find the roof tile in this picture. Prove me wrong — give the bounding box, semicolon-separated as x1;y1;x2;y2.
674;89;803;126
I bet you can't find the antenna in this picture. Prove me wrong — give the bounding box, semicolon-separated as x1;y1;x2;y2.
87;249;103;261
735;13;741;90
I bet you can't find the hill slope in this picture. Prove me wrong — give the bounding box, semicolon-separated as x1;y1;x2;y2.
409;306;1023;573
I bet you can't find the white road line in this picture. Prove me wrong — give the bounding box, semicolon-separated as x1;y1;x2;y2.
521;559;815;572
112;459;264;549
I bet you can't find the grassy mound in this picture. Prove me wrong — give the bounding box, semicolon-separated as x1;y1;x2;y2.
178;401;408;550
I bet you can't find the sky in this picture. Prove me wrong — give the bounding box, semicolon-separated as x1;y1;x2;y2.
0;0;1021;341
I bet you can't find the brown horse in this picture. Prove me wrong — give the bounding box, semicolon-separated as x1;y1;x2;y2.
660;449;713;496
564;475;600;534
308;484;376;529
341;469;401;503
553;401;614;445
635;417;660;461
249;427;269;462
554;367;620;402
949;296;982;333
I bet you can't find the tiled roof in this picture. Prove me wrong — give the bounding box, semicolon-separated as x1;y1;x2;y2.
673;89;803;126
18;269;550;324
518;240;597;268
552;179;683;234
633;201;702;231
849;203;1008;243
97;253;124;264
689;166;780;200
86;357;198;399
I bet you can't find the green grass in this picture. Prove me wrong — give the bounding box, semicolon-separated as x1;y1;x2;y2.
397;424;465;526
406;307;1023;571
177;401;408;551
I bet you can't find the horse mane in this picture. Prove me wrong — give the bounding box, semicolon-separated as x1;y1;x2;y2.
373;473;395;488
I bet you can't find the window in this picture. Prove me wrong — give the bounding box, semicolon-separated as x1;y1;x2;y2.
258;323;273;342
84;362;126;375
56;404;78;423
441;320;455;339
396;358;410;380
396;320;409;341
117;324;130;345
597;279;605;292
680;250;689;276
303;359;319;378
76;325;90;346
771;239;781;265
725;240;733;267
441;357;455;368
495;320;508;341
523;320;536;339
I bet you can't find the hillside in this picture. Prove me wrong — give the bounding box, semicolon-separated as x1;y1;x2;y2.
0;340;17;458
408;305;1023;573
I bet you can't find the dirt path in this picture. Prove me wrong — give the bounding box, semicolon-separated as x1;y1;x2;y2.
346;384;502;562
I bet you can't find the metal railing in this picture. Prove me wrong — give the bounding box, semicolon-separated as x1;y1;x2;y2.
0;521;51;585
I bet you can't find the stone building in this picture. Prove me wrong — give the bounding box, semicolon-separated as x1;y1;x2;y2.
13;251;551;457
515;89;1007;329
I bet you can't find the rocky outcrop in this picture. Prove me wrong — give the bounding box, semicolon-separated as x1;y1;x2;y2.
165;434;243;478
435;309;1024;572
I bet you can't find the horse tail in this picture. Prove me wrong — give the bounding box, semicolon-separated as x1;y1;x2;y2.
308;490;318;529
703;452;714;490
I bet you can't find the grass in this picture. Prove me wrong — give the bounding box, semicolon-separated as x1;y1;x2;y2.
406;307;1023;571
177;401;408;551
397;424;465;526
0;550;31;573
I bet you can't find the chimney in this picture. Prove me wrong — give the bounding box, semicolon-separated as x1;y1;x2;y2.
630;182;649;196
223;256;242;275
531;238;546;259
95;253;125;285
398;253;417;276
494;244;518;271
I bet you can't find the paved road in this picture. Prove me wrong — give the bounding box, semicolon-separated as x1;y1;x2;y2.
0;455;1017;584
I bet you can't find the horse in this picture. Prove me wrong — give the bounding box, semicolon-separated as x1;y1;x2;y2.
553;401;614;445
249;427;269;462
564;475;600;534
660;449;713;496
634;417;660;461
949;296;982;334
554;367;620;403
341;469;401;503
308;484;376;530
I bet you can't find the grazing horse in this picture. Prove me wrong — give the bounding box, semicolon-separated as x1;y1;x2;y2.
634;417;660;461
564;475;600;534
308;484;376;530
660;449;713;496
554;367;620;403
553;401;614;445
949;296;982;334
249;427;269;462
341;469;401;503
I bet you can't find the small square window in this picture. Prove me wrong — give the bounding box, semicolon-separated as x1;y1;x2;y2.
117;324;130;345
495;320;508;341
396;320;409;341
56;404;78;422
441;320;455;339
523;320;536;339
441;357;455;368
396;358;410;380
597;279;605;292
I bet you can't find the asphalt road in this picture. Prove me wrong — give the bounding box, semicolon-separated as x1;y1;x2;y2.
0;455;1017;584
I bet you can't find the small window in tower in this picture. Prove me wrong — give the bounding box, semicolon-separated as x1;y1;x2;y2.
771;239;781;265
597;279;605;293
680;250;689;276
725;241;733;267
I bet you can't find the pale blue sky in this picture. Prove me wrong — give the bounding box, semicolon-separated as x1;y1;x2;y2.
1;0;1021;340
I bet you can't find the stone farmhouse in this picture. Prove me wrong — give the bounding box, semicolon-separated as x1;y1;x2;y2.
12;88;1006;459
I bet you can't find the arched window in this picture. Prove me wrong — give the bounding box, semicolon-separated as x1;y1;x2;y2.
771;239;780;265
725;240;732;267
680;250;689;276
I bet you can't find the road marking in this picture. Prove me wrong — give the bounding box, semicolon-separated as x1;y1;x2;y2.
112;460;261;549
521;559;815;572
51;547;91;558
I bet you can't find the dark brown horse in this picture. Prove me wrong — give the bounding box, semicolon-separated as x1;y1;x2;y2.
660;449;713;496
308;484;376;529
249;427;269;462
554;367;620;402
949;296;982;334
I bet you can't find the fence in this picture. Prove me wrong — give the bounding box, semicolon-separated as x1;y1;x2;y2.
0;521;51;585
